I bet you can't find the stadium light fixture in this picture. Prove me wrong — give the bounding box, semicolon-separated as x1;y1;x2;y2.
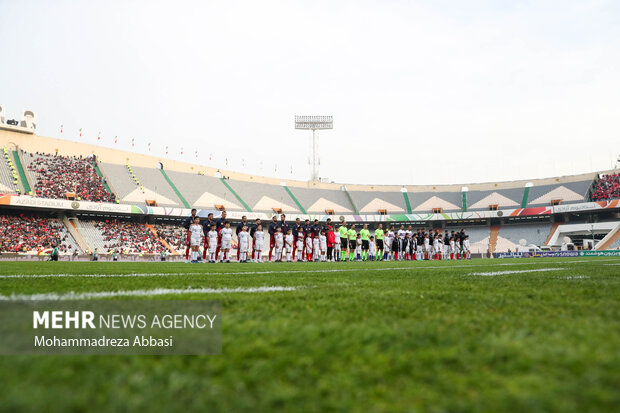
295;115;333;181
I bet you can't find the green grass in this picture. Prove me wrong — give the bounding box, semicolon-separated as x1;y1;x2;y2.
0;258;619;412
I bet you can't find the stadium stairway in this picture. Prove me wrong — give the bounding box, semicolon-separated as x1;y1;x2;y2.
219;178;252;212
544;222;560;246
489;225;500;254
1;147;21;194
343;188;359;215
521;186;530;208
11;150;32;194
283;185;307;214
159;169;190;208
92;160;116;198
595;222;620;250
63;217;89;253
403;191;413;214
146;224;178;254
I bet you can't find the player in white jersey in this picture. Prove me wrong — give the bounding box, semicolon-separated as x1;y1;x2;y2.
333;228;341;262
463;235;471;260
284;229;294;262
424;234;431;260
355;234;362;261
449;237;456;259
189;217;203;263
369;236;376;261
253;225;264;262
220;222;233;263
207;224;219;263
305;234;313;262
433;236;441;260
312;235;320;262
382;229;391;261
274;227;284;262
296;231;305;262
319;231;327;262
238;226;250;262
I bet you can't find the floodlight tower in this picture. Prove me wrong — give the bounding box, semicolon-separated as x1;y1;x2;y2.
295;115;333;181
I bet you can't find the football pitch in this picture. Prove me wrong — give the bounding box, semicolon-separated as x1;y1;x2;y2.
0;258;619;412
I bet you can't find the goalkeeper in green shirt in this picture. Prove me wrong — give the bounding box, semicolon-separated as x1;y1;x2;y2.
359;224;370;261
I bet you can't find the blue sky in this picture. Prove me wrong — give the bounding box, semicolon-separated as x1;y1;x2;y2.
1;0;619;185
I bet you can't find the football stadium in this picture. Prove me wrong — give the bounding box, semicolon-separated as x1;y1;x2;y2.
1;1;620;412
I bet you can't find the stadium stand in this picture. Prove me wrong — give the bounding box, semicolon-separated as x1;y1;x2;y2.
98;162;180;206
286;186;353;214
164;171;245;211
0;213;80;253
77;219;165;254
224;178;300;214
409;191;463;212
609;237;620;249
497;222;552;249
348;190;407;214
152;223;186;253
591;173;620;201
22;151;116;202
527;181;590;206
465;188;523;210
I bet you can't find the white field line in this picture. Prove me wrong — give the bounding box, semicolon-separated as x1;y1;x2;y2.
0;264;568;279
1;258;617;280
556;276;590;279
0;286;299;301
466;268;565;276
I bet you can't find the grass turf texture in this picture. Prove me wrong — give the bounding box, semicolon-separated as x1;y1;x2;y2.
0;258;618;412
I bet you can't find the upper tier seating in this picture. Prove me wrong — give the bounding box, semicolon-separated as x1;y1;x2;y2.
22;151;115;202
527;180;590;206
590;173;620;201
164;171;244;211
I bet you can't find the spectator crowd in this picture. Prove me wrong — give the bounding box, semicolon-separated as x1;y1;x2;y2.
25;152;116;203
591;173;620;201
0;214;78;254
94;219;164;254
153;223;185;253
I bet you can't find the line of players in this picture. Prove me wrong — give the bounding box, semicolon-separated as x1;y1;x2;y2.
183;209;471;263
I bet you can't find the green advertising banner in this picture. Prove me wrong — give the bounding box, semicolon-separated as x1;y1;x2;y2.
578;250;620;257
